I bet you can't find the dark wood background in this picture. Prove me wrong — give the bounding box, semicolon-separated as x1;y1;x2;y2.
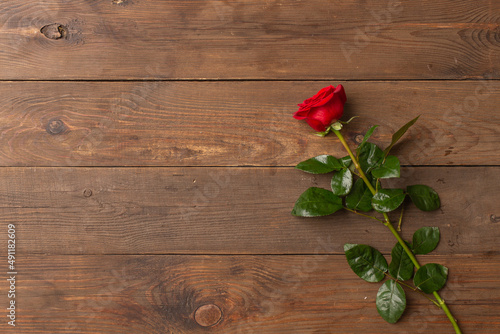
0;0;499;333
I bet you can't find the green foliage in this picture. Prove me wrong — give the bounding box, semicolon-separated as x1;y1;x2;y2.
371;155;400;179
331;168;353;196
383;116;420;157
414;263;448;294
407;185;440;211
292;187;343;217
371;189;406;213
292;116;460;331
412;227;440;255
358;142;384;174
344;244;388;282
356;125;379;155
295;155;343;174
376;280;406;324
345;179;373;212
389;242;414;281
340;155;352;168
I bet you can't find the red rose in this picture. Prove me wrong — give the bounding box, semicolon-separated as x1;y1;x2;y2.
293;85;347;132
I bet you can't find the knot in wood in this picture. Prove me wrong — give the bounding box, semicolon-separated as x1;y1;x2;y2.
354;134;364;144
40;24;67;40
46;119;66;135
194;304;222;327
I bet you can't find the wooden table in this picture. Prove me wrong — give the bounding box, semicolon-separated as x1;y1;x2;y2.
0;1;499;333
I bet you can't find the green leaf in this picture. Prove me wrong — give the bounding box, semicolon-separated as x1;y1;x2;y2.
389;242;414;281
371;155;401;179
383;116;420;157
376;280;406;324
407;185;440;211
371;189;406;213
356;125;379;155
414;263;448;294
295;155;343;174
412;227;440;255
340;155;352;168
358;142;384;173
344;244;388;282
292;187;343;217
330;168;353;196
345;179;373;212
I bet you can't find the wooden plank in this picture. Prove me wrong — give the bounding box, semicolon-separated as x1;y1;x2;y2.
1;254;498;333
0;166;497;255
0;1;499;80
0;81;498;166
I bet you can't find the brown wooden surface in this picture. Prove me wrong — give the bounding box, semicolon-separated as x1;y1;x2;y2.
0;167;497;256
0;81;498;166
1;0;499;333
1;255;499;333
0;1;499;80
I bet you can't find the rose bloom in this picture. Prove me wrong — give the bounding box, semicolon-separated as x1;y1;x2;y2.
293;85;347;132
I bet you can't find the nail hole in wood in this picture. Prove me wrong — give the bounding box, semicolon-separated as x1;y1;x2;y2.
491;215;500;223
194;304;222;327
46;119;66;135
83;189;93;197
40;24;67;40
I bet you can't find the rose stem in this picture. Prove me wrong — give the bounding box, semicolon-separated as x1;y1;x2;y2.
332;128;462;334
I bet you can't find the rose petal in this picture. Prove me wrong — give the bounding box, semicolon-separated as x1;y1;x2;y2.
293;85;346;132
293;112;308;120
298;86;333;108
328;94;345;120
306;117;327;132
293;106;311;119
309;92;334;108
334;84;347;104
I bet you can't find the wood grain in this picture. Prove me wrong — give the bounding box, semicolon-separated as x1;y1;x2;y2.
0;0;499;80
1;0;498;332
0;166;497;255
0;81;498;167
1;254;498;333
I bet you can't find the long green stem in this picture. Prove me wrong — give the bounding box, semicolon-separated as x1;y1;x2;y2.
332;129;462;334
332;129;376;194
